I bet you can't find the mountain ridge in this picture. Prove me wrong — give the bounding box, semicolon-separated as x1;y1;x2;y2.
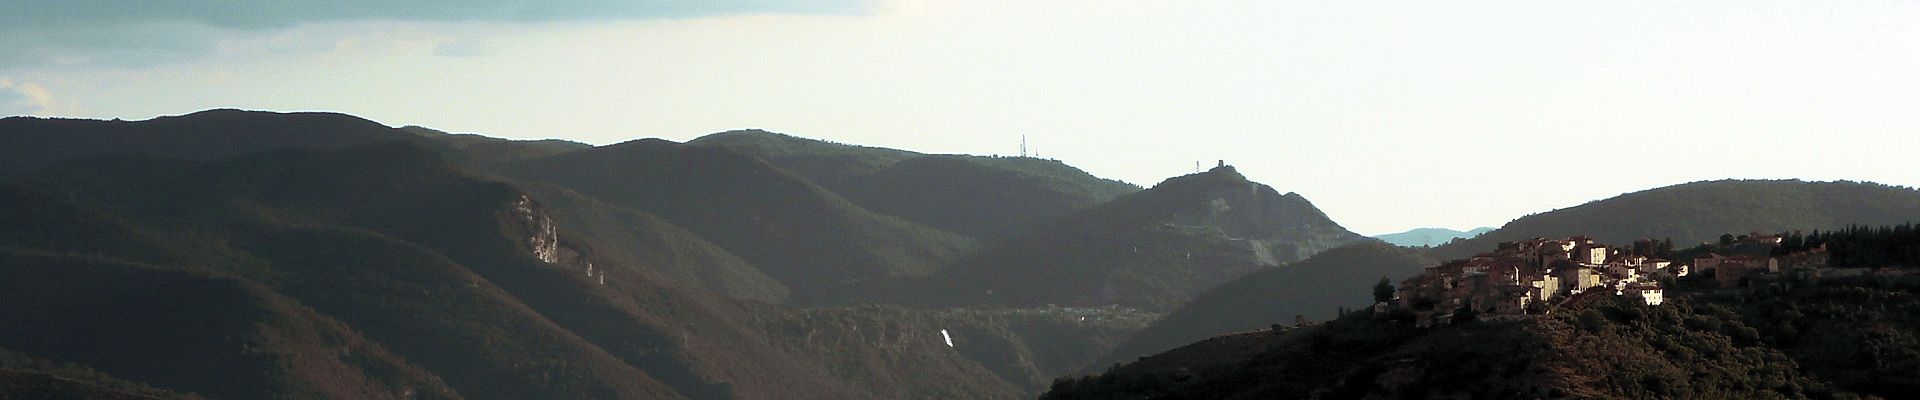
497;137;978;305
0;108;405;175
0;110;1168;398
1433;179;1920;260
17;110;1920;399
1092;241;1434;369
1373;227;1494;247
922;165;1368;312
687;129;1140;243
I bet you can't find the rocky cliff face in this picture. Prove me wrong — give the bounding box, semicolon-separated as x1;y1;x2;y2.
512;194;562;264
497;138;977;305
507;194;603;284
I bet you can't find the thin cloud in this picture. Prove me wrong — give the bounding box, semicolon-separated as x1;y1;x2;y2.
0;78;20;115
0;0;870;68
0;77;57;115
0;20;228;68
2;1;869;29
433;38;487;58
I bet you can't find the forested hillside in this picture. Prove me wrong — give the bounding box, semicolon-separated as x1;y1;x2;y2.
1436;180;1920;260
688;130;1139;243
1048;231;1920;400
1094;242;1434;368
11;111;1919;399
0;111;1157;399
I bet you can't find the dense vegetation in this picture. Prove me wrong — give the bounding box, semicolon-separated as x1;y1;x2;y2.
0;141;1148;399
1045;295;1850;399
12;110;1920;399
1772;223;1920;268
0;109;402;174
0;110;1192;399
758;305;1157;397
1695;273;1920;397
401;125;591;163
0;251;466;400
511;181;794;303
497;138;978;305
1049;234;1920;400
2;146;701;399
687;129;1140;243
1093;241;1434;368
0;345;197;400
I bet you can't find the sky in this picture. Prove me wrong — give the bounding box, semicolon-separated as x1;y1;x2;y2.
4;0;1918;235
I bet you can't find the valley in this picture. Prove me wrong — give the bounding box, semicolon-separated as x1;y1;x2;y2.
2;110;1917;399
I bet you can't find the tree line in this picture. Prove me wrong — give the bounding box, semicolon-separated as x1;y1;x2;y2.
1773;223;1920;268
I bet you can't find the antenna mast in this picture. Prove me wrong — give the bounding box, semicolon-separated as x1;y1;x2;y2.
1020;135;1028;158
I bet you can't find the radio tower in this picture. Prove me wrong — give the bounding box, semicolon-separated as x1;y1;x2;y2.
1020;135;1028;158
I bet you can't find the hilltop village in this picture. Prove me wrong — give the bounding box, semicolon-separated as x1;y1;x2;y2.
1395;235;1831;322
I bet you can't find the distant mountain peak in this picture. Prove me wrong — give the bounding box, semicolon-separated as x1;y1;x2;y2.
0;109;411;175
165;108;387;126
1144;165;1253;195
714;128;781;135
604;137;680;148
1373;227;1496;247
932;165;1366;311
696;129;788;141
688;129;919;159
176;107;273;117
1122;166;1343;243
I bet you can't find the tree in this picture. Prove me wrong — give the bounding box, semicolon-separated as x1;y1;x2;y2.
1525;299;1548;315
1720;233;1737;247
1373;277;1396;304
1578;309;1609;332
1452;305;1478;324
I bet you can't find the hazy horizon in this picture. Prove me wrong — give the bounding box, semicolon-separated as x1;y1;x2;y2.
6;0;1918;235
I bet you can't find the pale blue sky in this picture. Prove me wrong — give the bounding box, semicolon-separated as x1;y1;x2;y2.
4;0;1918;235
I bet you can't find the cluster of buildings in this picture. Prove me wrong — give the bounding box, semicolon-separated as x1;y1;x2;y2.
1693;234;1833;286
1397;236;1681;317
1391;233;1842;325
